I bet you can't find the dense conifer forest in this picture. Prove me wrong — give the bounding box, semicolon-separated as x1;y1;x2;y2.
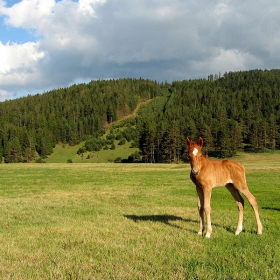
0;78;159;162
1;69;280;163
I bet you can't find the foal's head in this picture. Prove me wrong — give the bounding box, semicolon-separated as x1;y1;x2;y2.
186;137;204;175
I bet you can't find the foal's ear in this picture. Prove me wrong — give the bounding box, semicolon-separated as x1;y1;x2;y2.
186;137;191;147
197;137;203;147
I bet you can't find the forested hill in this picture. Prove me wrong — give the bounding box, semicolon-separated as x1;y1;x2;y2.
1;69;280;163
137;69;280;162
0;78;160;162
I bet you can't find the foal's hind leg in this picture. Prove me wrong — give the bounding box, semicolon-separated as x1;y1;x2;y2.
240;188;263;234
226;183;244;235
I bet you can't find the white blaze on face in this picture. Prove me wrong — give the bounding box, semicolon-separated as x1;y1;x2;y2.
192;148;198;156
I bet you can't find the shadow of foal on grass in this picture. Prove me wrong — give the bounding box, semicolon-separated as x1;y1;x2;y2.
262;207;280;212
124;215;239;235
124;214;197;231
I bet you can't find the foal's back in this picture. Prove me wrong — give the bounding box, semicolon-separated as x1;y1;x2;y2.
201;156;246;188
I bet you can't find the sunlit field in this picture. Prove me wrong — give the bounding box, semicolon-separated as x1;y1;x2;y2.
0;153;279;279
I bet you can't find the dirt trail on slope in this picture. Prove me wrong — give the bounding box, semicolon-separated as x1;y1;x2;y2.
105;99;153;128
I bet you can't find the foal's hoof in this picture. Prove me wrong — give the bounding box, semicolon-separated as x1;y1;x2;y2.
257;230;262;235
235;229;242;235
205;233;211;238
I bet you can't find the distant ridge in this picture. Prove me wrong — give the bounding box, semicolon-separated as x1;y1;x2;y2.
1;69;280;163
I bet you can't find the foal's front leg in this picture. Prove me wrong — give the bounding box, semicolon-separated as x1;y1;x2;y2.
203;187;212;238
196;185;204;235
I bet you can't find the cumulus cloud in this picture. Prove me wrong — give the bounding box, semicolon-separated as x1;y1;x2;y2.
0;0;280;100
0;41;44;76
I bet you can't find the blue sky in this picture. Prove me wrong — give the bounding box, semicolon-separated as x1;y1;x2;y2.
0;23;35;44
0;0;35;43
1;0;280;101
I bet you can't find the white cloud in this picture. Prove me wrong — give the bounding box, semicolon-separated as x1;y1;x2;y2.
0;41;44;74
1;0;280;100
0;89;11;101
78;0;106;16
191;48;261;76
0;41;44;94
213;2;231;26
1;0;55;28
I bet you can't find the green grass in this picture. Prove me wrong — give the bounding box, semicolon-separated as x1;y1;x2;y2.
45;140;138;163
0;156;279;279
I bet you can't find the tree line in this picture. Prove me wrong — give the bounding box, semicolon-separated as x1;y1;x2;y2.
1;69;280;163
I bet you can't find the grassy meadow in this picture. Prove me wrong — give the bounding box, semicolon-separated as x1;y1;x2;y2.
45;138;138;164
0;153;280;279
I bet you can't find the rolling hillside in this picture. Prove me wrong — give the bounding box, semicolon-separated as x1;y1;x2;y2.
1;69;280;163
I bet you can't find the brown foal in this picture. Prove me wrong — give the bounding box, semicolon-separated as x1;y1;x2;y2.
186;137;262;238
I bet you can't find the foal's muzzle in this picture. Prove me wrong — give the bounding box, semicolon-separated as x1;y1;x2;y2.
191;168;200;176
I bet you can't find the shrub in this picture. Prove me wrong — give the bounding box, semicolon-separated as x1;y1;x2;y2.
35;157;45;163
106;134;115;141
77;147;85;154
114;157;122;163
121;151;142;163
130;141;138;148
118;138;126;145
115;133;123;140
